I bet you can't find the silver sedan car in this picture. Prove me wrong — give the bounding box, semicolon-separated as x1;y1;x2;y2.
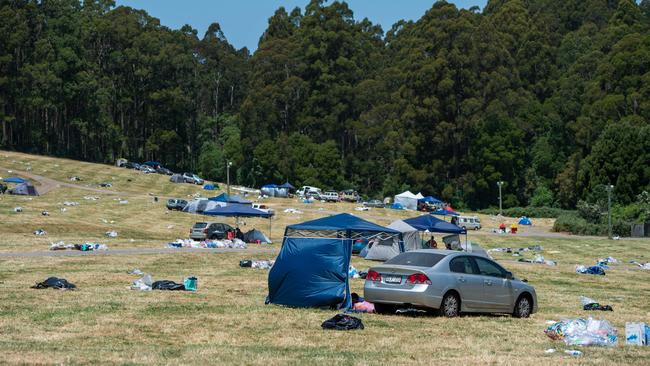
364;250;538;317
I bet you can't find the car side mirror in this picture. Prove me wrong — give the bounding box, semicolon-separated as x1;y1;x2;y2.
505;271;513;280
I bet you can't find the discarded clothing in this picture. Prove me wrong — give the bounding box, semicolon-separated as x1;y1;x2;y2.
239;260;275;269
584;303;613;311
575;265;606;275
321;314;364;331
353;301;375;313
152;280;185;291
545;317;618;346
33;229;47;236
128;268;144;276
131;274;153;291
32;277;76;290
63;201;79;206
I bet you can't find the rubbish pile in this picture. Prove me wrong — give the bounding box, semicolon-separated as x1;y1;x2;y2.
630;260;650;270
321;314;364;331
488;245;543;257
518;254;557;266
41;211;49;216
166;238;248;249
33;229;47;236
63;201;79;206
283;208;303;214
130;273;197;292
354;206;369;211
105;231;118;238
14;207;23;212
575;265;606;276
348;265;360;278
100;182;112;188
49;241;108;251
545;318;618;346
32;277;76;290
239;260;275;269
580;296;613;311
70;176;82;181
84;196;99;200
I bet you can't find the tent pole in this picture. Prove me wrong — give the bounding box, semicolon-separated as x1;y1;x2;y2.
269;215;272;239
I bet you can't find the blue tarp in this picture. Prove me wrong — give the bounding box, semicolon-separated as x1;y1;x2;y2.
287;213;400;234
267;237;352;308
403;215;466;234
208;193;251;204
518;217;532;225
203;184;216;190
203;204;272;218
261;184;278;189
278;182;295;190
419;196;442;204
390;203;404;210
3;177;26;184
431;209;460;217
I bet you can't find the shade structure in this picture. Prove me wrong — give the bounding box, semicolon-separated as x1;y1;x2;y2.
403;215;466;234
286;213;400;234
419;196;442;204
143;161;161;167
208;193;251;204
203;204;272;218
430;209;460;217
278;182;295;190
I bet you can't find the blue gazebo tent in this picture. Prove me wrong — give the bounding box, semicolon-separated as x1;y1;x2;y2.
267;213;401;309
208;193;251;204
403;215;466;234
431;208;460;217
203;204;272;218
3;177;27;184
278;182;295;190
419;196;442;204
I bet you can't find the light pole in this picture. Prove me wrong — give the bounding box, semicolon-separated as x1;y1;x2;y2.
497;181;504;216
227;161;233;196
606;184;614;239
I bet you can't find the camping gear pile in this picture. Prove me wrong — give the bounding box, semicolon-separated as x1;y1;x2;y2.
32;277;76;290
545;318;618;346
33;229;47;236
49;241;108;251
576;265;606;275
131;273;197;292
166;238;248;249
239;260;275;269
580;296;613;311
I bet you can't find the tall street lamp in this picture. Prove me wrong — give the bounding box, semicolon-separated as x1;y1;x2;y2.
606;184;614;239
227;161;233;196
497;181;504;216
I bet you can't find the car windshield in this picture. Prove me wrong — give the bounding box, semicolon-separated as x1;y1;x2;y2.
193;223;207;229
385;252;446;267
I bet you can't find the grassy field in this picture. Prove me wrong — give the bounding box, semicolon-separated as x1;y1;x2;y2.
1;150;649;365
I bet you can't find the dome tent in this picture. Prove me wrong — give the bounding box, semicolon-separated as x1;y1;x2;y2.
518;216;532;225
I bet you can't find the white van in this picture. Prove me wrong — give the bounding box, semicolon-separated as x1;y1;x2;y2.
458;216;481;230
296;186;322;198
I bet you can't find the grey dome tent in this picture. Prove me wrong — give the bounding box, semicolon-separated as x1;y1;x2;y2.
170;174;184;183
182;199;223;214
387;220;425;252
243;229;272;244
9;182;39;196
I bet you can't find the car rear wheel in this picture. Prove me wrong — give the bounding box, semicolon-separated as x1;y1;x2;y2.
513;296;532;318
440;293;460;317
374;303;397;315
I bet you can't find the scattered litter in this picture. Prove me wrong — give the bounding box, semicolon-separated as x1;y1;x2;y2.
395;308;428;316
32;277;76;290
613;236;620;240
321;314;364;331
100;183;112;188
544;349;556;354
105;230;118;238
128;268;144;276
63;201;79;206
84;196;99;200
60;207;67;213
49;241;108;251
349;265;360;278
545;317;618;346
625;322;649;346
488;245;543;255
131;274;153;291
41;211;49;216
183;276;198;291
33;229;47;236
152;280;186;291
283;208;303;214
239;259;275;269
13;207;23;212
575;265;605;275
70;176;82;181
167;225;174;229
630;261;650;270
518;254;556;266
119;200;128;204
166;238;247;249
580;296;613;311
564;350;583;357
354;206;369;211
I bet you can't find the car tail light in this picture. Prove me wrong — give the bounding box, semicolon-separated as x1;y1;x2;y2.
406;273;432;285
203;228;208;234
366;270;382;281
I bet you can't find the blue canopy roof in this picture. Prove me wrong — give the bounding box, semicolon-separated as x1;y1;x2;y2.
278;182;295;190
261;184;278;189
403;215;466;234
431;209;460;217
208;193;251;204
287;213;399;234
143;161;161;167
203;204;272;218
2;177;26;184
419;196;442;204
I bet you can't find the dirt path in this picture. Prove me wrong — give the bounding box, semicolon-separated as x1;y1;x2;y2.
0;247;279;258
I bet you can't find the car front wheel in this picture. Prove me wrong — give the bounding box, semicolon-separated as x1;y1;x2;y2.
513;296;532;318
440;293;460;317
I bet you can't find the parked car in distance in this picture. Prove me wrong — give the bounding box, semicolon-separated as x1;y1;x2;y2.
139;165;156;173
364;250;537;318
156;167;173;175
321;190;340;202
363;199;385;208
296;186;322;198
124;161;140;170
166;198;188;211
458;216;481;230
252;203;274;215
190;222;234;240
182;172;204;185
340;189;360;202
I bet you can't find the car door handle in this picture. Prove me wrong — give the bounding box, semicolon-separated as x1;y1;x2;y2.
457;277;466;283
484;280;492;286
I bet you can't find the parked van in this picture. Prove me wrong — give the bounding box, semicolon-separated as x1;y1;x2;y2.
297;186;322;198
458;216;481;230
321;191;340;202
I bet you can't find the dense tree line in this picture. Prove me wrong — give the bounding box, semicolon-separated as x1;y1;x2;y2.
1;0;649;210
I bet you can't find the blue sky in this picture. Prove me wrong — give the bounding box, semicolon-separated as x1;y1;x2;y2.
114;1;486;51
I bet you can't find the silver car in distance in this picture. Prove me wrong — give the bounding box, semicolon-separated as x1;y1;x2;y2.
364;250;538;317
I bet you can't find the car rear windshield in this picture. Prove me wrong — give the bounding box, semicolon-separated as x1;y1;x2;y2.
193;223;207;229
385;252;446;267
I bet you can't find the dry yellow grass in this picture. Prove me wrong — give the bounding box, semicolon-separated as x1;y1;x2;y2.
1;150;649;365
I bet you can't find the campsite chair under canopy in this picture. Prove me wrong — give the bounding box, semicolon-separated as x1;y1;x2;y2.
267;213;402;309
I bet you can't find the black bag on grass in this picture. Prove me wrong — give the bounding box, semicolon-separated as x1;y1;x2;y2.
152;280;185;291
32;277;76;290
321;314;364;330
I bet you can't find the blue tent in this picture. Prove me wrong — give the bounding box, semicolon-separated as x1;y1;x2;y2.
268;213;400;309
518;217;532;225
431;209;460;217
278;182;295;190
419;196;442;204
390;202;404;210
203;184;216;190
203;204;272;218
3;177;26;184
208;193;251;204
403;215;466;234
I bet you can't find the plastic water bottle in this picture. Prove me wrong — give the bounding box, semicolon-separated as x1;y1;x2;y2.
564;350;582;357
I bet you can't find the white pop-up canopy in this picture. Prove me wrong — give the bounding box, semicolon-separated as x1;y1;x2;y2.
393;191;424;210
